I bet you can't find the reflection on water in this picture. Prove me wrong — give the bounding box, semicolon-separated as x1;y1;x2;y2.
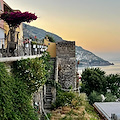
78;60;120;75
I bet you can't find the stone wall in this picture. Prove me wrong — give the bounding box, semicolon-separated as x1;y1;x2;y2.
56;41;76;89
32;86;44;114
56;41;75;58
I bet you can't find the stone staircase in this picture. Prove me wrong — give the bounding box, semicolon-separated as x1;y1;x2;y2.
44;58;56;111
44;83;52;110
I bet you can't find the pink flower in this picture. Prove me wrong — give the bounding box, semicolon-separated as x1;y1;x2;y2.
1;11;37;28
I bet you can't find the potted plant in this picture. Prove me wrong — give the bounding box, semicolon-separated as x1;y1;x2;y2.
37;43;41;48
31;41;37;48
34;48;37;52
25;43;29;48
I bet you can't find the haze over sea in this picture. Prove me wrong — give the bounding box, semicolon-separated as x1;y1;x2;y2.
78;53;120;75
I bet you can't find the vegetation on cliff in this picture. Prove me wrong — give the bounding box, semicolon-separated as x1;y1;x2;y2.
0;52;51;120
0;62;39;119
50;92;100;120
47;84;100;120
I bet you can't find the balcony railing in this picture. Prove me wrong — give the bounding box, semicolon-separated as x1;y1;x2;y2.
0;38;48;58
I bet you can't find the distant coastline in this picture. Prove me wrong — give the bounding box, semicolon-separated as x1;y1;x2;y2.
78;60;120;75
78;61;114;67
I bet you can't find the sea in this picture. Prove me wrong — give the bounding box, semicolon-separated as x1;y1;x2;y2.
78;59;120;76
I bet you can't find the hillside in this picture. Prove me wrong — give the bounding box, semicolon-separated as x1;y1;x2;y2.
23;23;113;66
76;46;113;66
23;23;63;42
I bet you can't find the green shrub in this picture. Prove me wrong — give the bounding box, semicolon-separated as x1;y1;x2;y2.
46;35;55;42
0;62;38;120
81;68;106;96
105;93;116;102
88;91;102;105
0;52;51;119
12;52;52;94
52;90;75;109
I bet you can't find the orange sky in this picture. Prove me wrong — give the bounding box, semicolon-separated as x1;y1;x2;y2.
4;0;120;54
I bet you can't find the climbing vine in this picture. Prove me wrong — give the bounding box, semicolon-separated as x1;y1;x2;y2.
12;52;52;94
0;52;52;119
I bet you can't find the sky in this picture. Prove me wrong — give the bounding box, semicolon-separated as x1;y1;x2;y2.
4;0;120;59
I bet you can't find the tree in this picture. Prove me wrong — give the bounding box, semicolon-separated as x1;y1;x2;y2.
81;68;107;95
0;11;37;44
106;74;120;98
104;93;116;102
88;91;102;105
46;35;55;42
1;11;37;28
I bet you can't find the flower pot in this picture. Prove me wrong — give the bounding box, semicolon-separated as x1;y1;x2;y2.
37;45;40;48
34;48;37;51
33;44;36;48
25;44;29;48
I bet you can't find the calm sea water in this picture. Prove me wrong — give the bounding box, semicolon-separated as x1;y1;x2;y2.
78;60;120;75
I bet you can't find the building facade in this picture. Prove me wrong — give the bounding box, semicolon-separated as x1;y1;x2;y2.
0;1;23;57
0;0;4;49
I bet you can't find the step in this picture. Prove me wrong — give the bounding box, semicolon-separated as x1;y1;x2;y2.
46;90;51;93
46;88;52;91
46;96;52;99
46;93;52;95
46;92;52;94
46;101;52;104
44;104;52;109
46;97;52;100
46;88;51;91
46;95;52;98
46;87;52;89
46;83;51;87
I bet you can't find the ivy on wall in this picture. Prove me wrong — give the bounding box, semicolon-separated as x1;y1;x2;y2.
0;62;38;120
12;52;52;94
0;52;52;119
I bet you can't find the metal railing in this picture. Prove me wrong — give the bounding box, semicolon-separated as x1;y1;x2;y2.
41;106;49;120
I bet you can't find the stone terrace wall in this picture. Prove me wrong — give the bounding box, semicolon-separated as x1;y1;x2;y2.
56;41;76;89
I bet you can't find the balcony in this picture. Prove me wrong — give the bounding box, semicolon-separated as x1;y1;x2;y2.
0;38;48;62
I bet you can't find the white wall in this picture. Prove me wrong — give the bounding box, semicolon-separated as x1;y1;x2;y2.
0;28;4;48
